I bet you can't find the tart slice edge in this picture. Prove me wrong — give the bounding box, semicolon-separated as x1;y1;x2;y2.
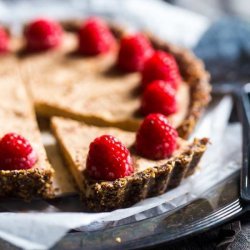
0;71;54;200
51;117;208;212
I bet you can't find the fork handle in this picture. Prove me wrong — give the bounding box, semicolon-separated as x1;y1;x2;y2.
238;85;250;202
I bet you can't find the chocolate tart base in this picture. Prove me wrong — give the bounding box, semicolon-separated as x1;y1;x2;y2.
0;167;54;200
82;138;208;212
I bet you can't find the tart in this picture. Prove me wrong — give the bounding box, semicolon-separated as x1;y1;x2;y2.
0;70;54;200
0;17;210;208
51;117;208;212
18;19;211;139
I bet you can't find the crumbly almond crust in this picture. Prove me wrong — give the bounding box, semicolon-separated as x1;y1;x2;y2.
0;168;54;200
81;138;208;212
51;117;208;212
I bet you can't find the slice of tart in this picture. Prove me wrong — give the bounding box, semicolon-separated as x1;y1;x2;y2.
0;71;54;200
18;18;211;139
51;116;208;212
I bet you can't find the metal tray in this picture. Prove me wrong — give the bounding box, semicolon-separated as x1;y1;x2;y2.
53;174;242;250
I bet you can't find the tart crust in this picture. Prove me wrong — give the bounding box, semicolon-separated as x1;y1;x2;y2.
51;117;208;212
0;69;54;200
19;21;211;139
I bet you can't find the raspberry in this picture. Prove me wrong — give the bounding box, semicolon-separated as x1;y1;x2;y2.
141;51;182;90
86;135;134;180
0;27;9;53
0;133;38;170
141;80;177;116
78;17;115;55
117;33;153;72
25;18;63;51
136;114;178;160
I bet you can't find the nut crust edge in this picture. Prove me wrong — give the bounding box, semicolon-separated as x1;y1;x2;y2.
0;166;54;200
81;138;208;212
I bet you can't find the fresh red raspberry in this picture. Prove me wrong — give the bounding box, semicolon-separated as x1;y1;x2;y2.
141;80;177;116
78;17;116;55
117;33;153;72
25;18;63;51
86;135;134;180
136;114;178;160
0;133;38;170
141;51;182;90
0;27;9;53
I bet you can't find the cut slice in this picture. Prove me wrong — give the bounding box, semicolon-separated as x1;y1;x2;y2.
0;70;54;200
19;23;211;139
51;117;208;212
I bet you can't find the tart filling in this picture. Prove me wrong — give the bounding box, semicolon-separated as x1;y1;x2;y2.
0;71;54;199
23;40;190;130
51;117;208;212
18;21;210;138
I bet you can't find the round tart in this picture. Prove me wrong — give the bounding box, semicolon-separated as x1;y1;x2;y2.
0;17;210;208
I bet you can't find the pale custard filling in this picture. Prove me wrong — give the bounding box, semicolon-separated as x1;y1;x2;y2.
52;117;189;188
20;33;190;128
0;72;50;170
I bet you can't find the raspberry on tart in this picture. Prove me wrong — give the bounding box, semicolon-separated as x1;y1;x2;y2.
117;33;153;72
141;80;177;116
52;117;208;211
0;133;38;170
0;27;9;53
141;50;182;90
136;114;178;160
86;135;134;181
78;17;116;55
25;18;63;51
